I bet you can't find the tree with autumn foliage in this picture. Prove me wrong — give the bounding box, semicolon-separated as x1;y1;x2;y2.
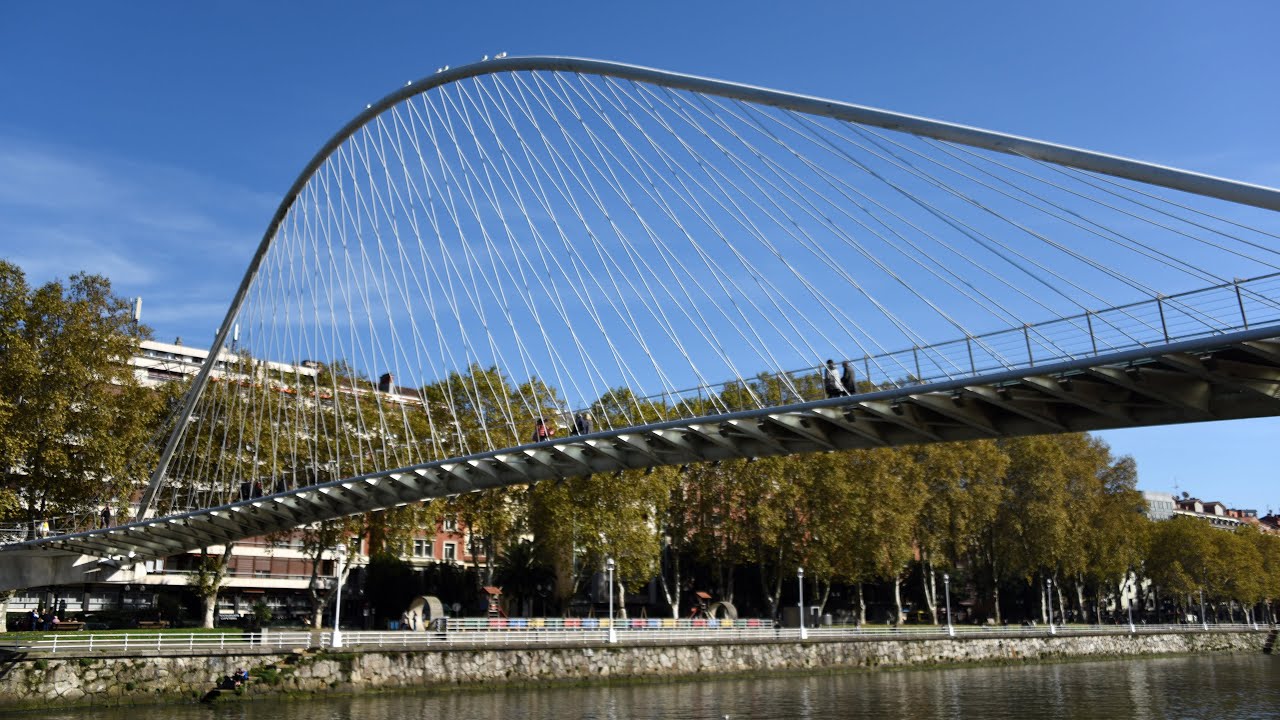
0;262;161;529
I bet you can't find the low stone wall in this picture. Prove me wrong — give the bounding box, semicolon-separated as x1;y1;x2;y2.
0;631;1266;710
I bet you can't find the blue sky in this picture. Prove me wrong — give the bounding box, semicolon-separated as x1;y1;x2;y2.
1;1;1278;513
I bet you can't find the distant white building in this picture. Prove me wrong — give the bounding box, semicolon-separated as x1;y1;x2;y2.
1143;489;1261;530
1142;491;1176;521
129;339;316;388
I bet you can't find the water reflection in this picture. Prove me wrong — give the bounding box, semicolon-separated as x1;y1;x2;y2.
14;654;1278;720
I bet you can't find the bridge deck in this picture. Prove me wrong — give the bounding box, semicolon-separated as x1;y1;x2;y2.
9;324;1280;562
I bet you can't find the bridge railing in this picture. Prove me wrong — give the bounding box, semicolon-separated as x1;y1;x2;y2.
621;273;1280;416
2;623;1265;654
308;621;1271;649
0;630;315;653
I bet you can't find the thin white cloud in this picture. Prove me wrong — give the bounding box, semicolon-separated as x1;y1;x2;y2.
3;225;156;285
0;136;278;340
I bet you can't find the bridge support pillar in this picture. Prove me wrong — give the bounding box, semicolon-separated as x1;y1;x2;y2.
0;551;149;592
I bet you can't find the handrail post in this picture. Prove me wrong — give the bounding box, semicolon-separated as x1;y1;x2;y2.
965;336;976;375
1085;311;1097;355
1024;325;1034;366
1235;279;1249;329
1156;295;1170;342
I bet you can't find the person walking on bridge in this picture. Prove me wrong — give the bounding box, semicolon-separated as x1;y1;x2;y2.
532;418;553;443
822;359;847;399
841;361;856;396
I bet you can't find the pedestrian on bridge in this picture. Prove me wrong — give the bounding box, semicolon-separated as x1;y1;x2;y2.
823;360;847;399
532;418;553;442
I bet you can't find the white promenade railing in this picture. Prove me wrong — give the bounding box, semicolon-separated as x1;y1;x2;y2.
0;631;315;654
2;622;1266;654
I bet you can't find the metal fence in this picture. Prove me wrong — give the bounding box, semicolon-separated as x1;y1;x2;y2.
3;622;1267;654
2;631;315;654
624;272;1280;414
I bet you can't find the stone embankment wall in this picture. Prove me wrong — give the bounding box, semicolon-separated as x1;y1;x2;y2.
0;631;1266;710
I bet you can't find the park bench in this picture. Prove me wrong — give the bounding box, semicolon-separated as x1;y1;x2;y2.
137;620;170;629
50;621;85;631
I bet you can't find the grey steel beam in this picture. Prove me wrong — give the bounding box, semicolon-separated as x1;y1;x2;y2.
1239;340;1280;365
1019;376;1133;422
1084;366;1214;420
803;407;889;447
762;415;837;450
682;423;751;454
909;394;1002;436
722;419;790;454
961;385;1067;432
856;401;943;441
1158;353;1280;403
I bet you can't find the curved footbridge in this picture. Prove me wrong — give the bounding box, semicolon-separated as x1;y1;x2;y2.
4;323;1280;587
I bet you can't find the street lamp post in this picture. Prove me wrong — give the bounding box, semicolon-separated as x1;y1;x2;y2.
1127;595;1136;634
331;543;349;649
797;567;807;640
1046;577;1056;635
1199;588;1208;631
606;557;617;644
943;573;954;638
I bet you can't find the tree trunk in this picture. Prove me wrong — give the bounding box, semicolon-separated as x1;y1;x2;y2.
481;535;496;586
614;577;627;620
759;546;783;620
202;593;217;629
856;584;866;625
989;547;1002;625
0;591;11;633
1118;579;1128;623
816;579;831;616
1075;581;1087;625
892;576;903;626
921;558;938;625
657;570;678;619
657;542;681;619
992;582;1001;625
197;544;235;629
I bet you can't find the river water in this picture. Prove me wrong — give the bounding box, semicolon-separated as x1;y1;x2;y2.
14;654;1280;719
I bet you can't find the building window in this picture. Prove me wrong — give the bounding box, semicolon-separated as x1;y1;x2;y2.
443;543;457;561
413;539;433;558
443;517;457;532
